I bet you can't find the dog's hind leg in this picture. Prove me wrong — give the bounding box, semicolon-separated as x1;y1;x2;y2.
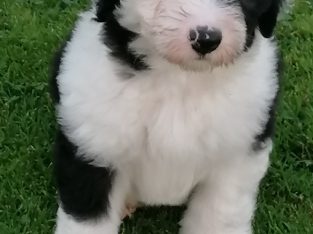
53;131;129;234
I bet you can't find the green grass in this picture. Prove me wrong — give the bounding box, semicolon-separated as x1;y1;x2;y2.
0;0;312;233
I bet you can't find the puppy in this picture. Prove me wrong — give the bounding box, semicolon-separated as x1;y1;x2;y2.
51;0;283;233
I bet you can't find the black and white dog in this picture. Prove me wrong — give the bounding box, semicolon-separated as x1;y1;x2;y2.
51;0;283;233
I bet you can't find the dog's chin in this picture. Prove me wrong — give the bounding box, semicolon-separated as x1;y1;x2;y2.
165;55;236;72
177;60;216;72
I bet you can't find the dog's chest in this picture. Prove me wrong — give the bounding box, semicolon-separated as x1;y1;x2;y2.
59;58;274;166
59;55;275;204
105;70;265;160
105;70;267;204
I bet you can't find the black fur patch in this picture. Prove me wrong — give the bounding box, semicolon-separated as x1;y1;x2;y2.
50;34;72;103
257;0;283;38
95;0;148;71
54;130;115;220
50;46;64;103
253;50;283;151
240;0;283;48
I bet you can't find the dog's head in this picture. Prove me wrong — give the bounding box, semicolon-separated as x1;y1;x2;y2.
96;0;282;69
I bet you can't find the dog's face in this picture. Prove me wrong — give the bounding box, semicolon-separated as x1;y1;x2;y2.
99;0;282;69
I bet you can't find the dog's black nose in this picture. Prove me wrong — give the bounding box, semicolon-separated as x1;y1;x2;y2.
189;26;222;55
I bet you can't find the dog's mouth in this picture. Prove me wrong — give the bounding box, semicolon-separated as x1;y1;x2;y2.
165;51;240;71
196;55;206;60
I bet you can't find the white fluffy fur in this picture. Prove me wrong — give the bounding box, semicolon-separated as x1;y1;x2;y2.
55;1;279;233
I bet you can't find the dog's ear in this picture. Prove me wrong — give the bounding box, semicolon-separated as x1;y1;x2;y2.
95;0;121;22
258;0;282;38
241;0;282;38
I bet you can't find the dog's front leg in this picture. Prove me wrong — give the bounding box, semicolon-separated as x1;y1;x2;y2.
180;145;271;234
54;171;129;234
53;132;129;234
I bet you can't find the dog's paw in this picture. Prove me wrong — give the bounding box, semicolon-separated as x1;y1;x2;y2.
121;203;137;219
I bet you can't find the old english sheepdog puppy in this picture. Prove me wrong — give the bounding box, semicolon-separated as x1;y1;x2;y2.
51;0;284;233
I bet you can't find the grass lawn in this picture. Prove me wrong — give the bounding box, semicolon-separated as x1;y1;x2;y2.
0;0;312;233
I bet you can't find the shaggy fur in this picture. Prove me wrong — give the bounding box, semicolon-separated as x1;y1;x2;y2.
52;0;283;233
